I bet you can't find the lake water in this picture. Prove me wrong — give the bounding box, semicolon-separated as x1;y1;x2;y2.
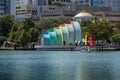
0;51;120;80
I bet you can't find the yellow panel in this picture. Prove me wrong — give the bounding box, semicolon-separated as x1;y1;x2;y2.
65;24;70;44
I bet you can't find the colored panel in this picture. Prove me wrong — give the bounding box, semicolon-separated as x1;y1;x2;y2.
55;29;63;45
65;24;70;44
41;36;44;45
70;21;76;41
48;30;57;45
71;21;82;41
84;34;88;45
61;26;69;45
43;32;50;45
66;24;74;44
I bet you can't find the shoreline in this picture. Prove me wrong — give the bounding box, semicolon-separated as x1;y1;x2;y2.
0;46;120;51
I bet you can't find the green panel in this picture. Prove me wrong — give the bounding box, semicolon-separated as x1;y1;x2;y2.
72;21;82;41
61;27;69;45
48;30;57;45
67;24;74;44
55;29;63;45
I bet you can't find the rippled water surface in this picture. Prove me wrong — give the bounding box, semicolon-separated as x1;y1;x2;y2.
0;51;120;80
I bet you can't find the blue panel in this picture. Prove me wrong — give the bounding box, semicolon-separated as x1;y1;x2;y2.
48;30;57;45
41;36;44;45
67;24;74;44
43;32;50;45
72;21;82;41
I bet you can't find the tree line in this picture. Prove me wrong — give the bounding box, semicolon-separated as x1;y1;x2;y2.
0;14;71;47
0;14;120;47
83;17;120;45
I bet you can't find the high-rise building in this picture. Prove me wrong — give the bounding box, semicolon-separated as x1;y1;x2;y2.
31;0;50;5
32;0;38;5
0;0;5;16
71;0;91;6
10;0;16;16
0;0;13;16
91;0;120;12
16;0;32;5
4;0;11;14
112;0;120;12
16;4;38;20
31;0;50;13
52;0;70;3
91;0;106;7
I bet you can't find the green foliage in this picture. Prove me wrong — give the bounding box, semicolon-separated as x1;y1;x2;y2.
0;36;7;46
114;22;120;30
85;18;113;40
0;15;72;46
9;19;39;47
23;18;35;31
28;27;39;42
113;22;120;34
0;14;15;37
36;18;71;33
110;34;120;44
8;22;21;42
51;2;63;6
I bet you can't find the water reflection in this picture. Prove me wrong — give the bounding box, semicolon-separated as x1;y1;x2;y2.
0;51;120;80
78;61;113;80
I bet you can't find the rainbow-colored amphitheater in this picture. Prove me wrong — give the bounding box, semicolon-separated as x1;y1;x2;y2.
41;21;82;46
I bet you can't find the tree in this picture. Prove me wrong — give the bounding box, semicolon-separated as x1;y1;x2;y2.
8;22;20;42
9;19;39;47
0;36;7;46
110;34;120;45
28;27;39;42
23;18;35;31
0;14;15;37
85;18;113;41
36;18;71;34
113;22;120;34
114;22;120;30
51;2;63;6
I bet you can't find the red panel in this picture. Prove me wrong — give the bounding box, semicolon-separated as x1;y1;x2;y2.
70;21;76;41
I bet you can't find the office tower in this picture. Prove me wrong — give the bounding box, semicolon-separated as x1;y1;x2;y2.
32;0;38;5
0;0;5;16
91;0;120;12
16;0;32;5
10;0;16;16
112;0;120;12
31;0;50;12
31;0;50;5
4;0;11;14
70;0;91;6
91;0;106;7
0;0;11;16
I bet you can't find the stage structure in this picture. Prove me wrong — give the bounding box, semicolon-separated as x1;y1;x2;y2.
41;21;82;46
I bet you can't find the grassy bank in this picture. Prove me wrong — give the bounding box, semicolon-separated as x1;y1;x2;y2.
0;47;14;50
0;47;35;50
0;47;119;51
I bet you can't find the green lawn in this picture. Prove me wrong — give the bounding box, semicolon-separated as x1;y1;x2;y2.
0;47;14;50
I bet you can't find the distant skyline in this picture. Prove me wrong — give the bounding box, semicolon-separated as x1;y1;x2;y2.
91;0;120;12
0;0;120;19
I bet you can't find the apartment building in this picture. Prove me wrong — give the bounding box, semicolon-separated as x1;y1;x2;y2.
16;4;38;20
